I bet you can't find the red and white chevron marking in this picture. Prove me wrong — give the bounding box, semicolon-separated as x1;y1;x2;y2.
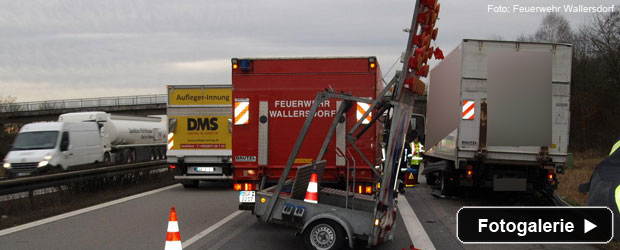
462;100;475;120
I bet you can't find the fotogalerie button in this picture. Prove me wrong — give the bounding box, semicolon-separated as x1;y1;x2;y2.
456;207;613;244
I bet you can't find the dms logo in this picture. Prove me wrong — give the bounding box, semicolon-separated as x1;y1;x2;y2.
188;118;219;131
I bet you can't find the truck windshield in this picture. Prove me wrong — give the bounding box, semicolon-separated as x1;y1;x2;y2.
11;131;60;150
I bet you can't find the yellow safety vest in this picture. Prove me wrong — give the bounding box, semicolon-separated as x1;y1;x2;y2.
610;139;620;156
410;142;424;165
610;139;620;217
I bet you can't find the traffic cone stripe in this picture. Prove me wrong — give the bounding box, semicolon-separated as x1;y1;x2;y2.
165;241;182;249
167;221;179;232
304;193;318;203
166;231;181;241
307;182;317;191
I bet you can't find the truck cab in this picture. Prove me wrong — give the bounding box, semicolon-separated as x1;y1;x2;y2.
2;122;104;177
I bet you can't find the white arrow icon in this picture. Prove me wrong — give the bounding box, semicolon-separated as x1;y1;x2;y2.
584;219;597;234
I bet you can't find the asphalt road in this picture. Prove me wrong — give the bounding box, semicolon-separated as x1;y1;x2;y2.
0;182;414;250
0;180;608;250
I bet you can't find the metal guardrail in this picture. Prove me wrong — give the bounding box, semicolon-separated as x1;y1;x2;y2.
0;94;167;113
551;191;572;206
0;161;168;196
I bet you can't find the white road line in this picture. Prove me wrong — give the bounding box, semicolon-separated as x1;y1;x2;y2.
182;210;244;248
0;183;181;237
397;195;436;250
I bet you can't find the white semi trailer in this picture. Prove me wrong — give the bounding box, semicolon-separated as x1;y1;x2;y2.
58;112;167;165
423;39;572;195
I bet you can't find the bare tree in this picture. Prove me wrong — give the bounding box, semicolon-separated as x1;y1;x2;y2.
0;96;18;112
488;34;504;41
569;10;620;153
515;33;531;42
533;13;573;43
580;10;620;84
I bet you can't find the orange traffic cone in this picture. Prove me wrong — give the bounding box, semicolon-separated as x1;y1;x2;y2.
165;206;182;250
304;172;319;203
402;244;421;250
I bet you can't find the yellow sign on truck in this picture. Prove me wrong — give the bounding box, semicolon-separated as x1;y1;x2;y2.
167;115;231;150
166;85;233;188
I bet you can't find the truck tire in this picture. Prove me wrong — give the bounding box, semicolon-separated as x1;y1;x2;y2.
181;180;199;188
125;149;136;164
303;220;346;250
425;174;437;186
103;153;112;166
440;172;455;196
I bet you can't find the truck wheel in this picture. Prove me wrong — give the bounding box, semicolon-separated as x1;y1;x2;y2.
103;153;112;166
440;172;454;196
159;148;166;159
426;174;437;186
125;150;136;164
181;180;199;188
303;220;345;250
154;149;161;160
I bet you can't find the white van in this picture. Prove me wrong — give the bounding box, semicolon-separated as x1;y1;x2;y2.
2;122;104;177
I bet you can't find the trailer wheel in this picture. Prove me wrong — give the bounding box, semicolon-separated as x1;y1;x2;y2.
303;220;345;250
125;150;136;164
154;149;161;160
103;153;112;166
160;148;166;159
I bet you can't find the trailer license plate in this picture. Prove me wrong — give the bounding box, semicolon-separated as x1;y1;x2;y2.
239;191;255;203
195;167;214;172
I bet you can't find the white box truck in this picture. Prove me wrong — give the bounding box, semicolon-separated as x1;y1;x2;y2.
2;122;104;177
422;39;572;194
166;85;233;188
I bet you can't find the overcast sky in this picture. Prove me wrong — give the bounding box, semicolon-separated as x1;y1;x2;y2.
0;0;616;102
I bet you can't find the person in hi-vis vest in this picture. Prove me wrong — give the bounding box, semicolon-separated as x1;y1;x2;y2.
409;137;424;166
580;137;620;240
405;137;424;186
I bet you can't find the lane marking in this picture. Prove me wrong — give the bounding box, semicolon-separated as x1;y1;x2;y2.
397;195;436;250
206;212;251;250
183;210;244;248
0;183;181;237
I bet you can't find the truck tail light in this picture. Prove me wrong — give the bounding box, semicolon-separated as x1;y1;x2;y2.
466;165;473;180
244;183;256;191
357;185;363;194
234;183;257;191
547;170;556;184
232;58;238;70
365;186;373;194
169;164;176;169
369;57;376;70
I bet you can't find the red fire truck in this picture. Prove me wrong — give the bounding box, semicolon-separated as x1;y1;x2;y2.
231;57;384;194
